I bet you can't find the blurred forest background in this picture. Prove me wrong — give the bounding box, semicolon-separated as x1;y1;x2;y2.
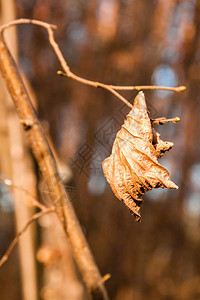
0;0;200;299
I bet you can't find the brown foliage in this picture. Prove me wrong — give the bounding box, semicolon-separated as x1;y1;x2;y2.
102;92;178;221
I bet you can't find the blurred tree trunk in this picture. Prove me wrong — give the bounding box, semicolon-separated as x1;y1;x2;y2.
0;1;38;300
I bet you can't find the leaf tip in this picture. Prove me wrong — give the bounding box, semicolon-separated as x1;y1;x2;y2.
168;181;179;190
133;91;147;108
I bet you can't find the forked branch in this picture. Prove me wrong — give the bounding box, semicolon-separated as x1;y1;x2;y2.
0;18;186;110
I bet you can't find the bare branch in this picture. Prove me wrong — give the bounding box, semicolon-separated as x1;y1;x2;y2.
0;19;109;299
0;19;186;111
0;207;55;267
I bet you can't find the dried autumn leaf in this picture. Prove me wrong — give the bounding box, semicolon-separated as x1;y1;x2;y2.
102;91;178;221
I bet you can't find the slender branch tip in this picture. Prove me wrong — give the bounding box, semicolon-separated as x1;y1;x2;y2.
57;70;66;76
102;274;111;283
176;86;186;92
174;117;180;122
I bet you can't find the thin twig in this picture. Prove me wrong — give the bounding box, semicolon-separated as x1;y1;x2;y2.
110;85;186;92
0;207;55;267
0;177;50;265
0;19;186;111
58;71;186;92
151;117;180;125
0;177;46;211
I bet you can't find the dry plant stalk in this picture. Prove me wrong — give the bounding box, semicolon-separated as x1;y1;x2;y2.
102;92;178;221
0;21;109;300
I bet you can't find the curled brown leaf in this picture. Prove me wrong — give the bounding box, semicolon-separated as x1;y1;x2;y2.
102;91;178;221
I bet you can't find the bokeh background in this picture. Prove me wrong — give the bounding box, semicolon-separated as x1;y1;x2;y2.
1;0;200;299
